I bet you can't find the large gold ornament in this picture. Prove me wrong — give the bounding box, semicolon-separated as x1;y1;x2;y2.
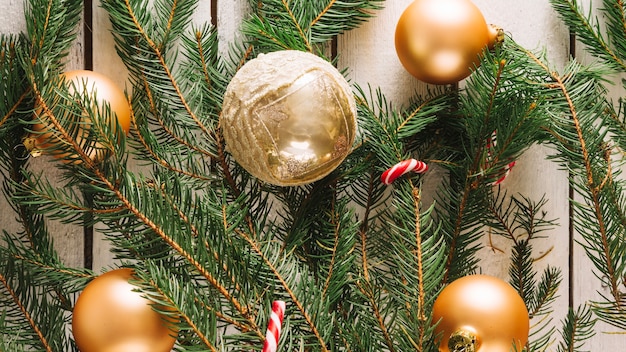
221;50;357;186
395;0;501;85
72;268;177;352
31;70;131;162
432;274;529;352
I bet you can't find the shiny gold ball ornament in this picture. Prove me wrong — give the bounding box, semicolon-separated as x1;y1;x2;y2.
31;70;131;162
395;0;502;84
72;268;177;352
221;50;357;186
432;274;529;352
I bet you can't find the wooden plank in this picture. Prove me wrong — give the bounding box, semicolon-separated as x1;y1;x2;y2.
572;0;626;348
3;0;624;348
338;0;424;106
0;1;85;269
0;1;27;241
90;0;247;270
472;0;573;340
91;0;125;271
338;0;575;345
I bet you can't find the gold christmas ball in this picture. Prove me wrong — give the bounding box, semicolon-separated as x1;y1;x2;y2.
32;70;131;162
221;50;357;186
395;0;500;84
72;268;177;352
432;274;529;352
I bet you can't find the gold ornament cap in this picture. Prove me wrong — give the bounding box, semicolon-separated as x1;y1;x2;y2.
448;329;478;352
221;50;357;186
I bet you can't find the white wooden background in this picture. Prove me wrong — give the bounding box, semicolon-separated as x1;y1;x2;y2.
1;0;624;349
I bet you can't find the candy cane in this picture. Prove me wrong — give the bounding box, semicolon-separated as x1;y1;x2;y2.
492;160;516;186
486;131;515;186
381;159;428;185
262;301;286;352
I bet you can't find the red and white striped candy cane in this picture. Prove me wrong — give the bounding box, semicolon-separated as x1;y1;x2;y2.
262;301;285;352
381;159;428;185
486;131;516;186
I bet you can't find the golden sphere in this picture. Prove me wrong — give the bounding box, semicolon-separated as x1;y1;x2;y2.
32;70;131;162
221;50;357;186
432;274;529;352
72;268;177;352
395;0;497;84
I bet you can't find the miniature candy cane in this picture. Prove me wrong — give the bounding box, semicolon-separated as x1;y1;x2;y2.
486;131;516;186
493;160;516;186
381;159;428;185
262;301;286;352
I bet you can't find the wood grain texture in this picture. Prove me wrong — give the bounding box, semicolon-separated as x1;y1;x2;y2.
473;0;572;340
2;0;624;348
571;0;626;348
0;1;85;269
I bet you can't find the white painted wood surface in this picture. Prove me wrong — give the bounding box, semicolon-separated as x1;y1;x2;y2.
0;1;85;269
1;0;624;349
571;0;626;348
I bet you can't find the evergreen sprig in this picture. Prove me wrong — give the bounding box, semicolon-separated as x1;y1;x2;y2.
528;48;626;330
242;0;384;53
3;0;626;350
556;305;597;352
1;1;94;350
24;0;83;71
486;191;563;351
550;0;626;72
431;41;551;284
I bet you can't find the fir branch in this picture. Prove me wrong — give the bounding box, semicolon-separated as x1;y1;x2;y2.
381;182;445;351
517;41;626;330
556;305;597;352
0;272;53;352
133;265;222;351
436;41;556;283
154;0;198;51
356;171;382;281
96;172;257;326
128;101;215;181
354;280;396;352
236;228;330;351
601;0;626;61
24;0;83;69
308;0;384;43
532;50;625;305
0;36;30;129
550;0;626;71
410;185;428;347
102;0;214;137
0;243;82;352
244;0;383;53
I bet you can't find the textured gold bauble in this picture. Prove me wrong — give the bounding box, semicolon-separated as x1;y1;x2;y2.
31;70;131;162
72;268;177;352
221;50;357;186
395;0;500;84
432;274;529;352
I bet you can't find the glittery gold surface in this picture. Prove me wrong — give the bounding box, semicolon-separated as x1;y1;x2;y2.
448;329;477;352
221;50;357;186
